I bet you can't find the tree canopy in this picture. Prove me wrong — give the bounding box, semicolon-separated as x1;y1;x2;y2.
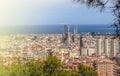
0;55;80;76
78;64;98;76
74;0;120;36
0;55;98;76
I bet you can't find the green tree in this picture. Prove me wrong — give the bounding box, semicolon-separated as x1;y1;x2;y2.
0;66;9;76
9;64;29;76
78;64;98;76
3;55;81;76
43;55;61;76
60;70;80;76
26;60;43;76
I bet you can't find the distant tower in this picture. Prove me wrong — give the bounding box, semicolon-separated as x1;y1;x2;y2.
63;24;69;43
74;25;77;35
68;24;70;33
80;35;83;47
64;24;68;34
67;24;71;43
63;24;72;44
64;24;70;34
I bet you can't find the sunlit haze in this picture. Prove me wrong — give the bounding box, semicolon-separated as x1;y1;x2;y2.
0;1;119;76
0;0;113;26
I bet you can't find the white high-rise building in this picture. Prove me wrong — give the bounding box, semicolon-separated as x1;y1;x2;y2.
104;37;111;56
95;36;119;56
110;37;119;56
81;47;88;56
81;34;119;57
95;36;104;55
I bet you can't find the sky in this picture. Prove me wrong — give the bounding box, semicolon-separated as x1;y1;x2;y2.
0;0;114;26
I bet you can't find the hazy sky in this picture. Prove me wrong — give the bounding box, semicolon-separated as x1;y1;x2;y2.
0;0;114;26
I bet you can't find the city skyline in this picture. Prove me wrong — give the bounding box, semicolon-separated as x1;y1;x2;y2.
0;0;113;26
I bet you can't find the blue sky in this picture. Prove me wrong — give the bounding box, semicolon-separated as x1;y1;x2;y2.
0;0;114;26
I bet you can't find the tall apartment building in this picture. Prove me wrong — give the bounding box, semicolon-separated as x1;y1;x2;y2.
104;37;111;56
110;37;119;56
80;34;119;57
95;37;103;55
95;36;119;56
96;59;116;76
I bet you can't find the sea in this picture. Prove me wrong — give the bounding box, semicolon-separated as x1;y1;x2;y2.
0;24;115;35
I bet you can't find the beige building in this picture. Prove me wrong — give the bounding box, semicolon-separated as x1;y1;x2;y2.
96;59;116;76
